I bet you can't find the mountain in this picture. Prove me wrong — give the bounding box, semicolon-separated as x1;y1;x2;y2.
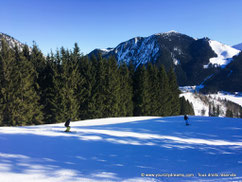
202;51;242;92
89;31;240;86
2;31;241;93
0;32;26;51
233;43;242;50
1;116;242;182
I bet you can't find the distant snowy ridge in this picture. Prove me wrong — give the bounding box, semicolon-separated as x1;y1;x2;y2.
91;31;240;70
204;40;240;68
209;92;242;107
0;33;26;51
180;92;225;116
89;31;242;89
180;90;242;117
90;31;190;68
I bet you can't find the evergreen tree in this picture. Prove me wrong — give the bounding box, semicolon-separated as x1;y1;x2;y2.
168;68;180;115
133;65;150;116
157;65;171;116
0;39;43;126
179;96;194;115
119;63;133;116
146;63;159;116
216;105;220;117
239;108;242;118
226;109;233;118
15;46;44;125
89;55;107;118
29;43;46;96
0;39;16;125
103;56;120;117
79;55;95;119
58;47;81;121
41;52;59;123
90;56;121;118
209;103;212;116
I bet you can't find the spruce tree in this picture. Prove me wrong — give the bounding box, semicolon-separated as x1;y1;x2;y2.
168;68;180;115
226;109;233;118
103;56;120;117
15;46;44;125
133;65;150;116
119;63;133;116
79;56;95;119
41;52;59;123
148;65;157;116
0;39;43;126
58;47;81;121
90;55;106;118
29;43;46;97
157;65;171;116
179;96;194;115
0;39;16;125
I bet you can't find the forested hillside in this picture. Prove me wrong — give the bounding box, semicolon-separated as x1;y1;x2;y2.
0;39;193;126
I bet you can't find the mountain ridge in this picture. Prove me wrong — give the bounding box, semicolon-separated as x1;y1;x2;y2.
89;31;240;87
0;32;26;51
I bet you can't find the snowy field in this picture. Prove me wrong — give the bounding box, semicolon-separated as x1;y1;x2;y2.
0;116;242;182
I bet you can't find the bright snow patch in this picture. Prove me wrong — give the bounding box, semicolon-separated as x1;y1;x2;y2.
1;116;242;182
180;87;242;116
180;92;211;116
205;40;240;68
100;48;114;53
209;92;242;107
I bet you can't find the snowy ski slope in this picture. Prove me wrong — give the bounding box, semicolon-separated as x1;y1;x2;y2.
0;116;242;182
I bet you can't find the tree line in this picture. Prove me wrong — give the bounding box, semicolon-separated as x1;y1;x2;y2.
0;39;194;126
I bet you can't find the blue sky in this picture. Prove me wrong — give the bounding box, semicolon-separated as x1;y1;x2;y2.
1;0;242;55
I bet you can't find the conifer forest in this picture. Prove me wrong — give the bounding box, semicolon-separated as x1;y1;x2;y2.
0;39;194;126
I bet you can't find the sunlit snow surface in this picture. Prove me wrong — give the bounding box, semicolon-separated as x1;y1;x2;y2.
209;92;242;107
180;91;242;116
204;40;240;68
1;116;242;182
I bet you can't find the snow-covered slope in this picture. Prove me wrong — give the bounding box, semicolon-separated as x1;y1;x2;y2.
89;31;241;88
204;40;240;68
0;33;25;51
1;116;242;182
89;31;195;69
180;91;242;117
209;92;242;107
111;35;160;67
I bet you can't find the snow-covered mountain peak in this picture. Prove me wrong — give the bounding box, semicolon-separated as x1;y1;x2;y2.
154;30;179;36
204;40;240;68
167;30;178;33
100;48;114;53
88;32;242;88
153;31;190;40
